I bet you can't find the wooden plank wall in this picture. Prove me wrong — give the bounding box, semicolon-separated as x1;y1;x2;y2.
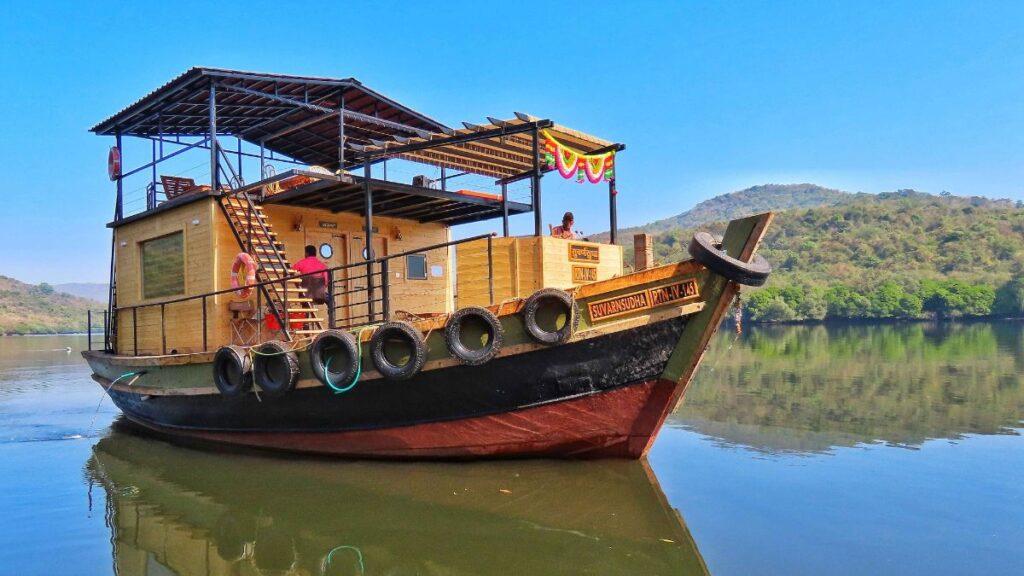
114;199;216;355
455;236;623;308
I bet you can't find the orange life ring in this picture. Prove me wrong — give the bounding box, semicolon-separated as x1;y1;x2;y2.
231;252;258;298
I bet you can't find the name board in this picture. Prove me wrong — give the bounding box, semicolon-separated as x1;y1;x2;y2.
568;243;600;263
572;265;598;283
588;279;700;321
319;221;337;229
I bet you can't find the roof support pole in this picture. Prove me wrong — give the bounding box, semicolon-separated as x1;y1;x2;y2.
209;81;218;190
115;132;123;221
532;126;542;236
259;141;265;178
501;183;509;237
337;90;346;171
150;137;157;210
609;178;617;245
237;137;243;184
364;160;375;322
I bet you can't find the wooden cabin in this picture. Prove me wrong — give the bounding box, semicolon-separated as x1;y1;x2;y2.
91;68;626;356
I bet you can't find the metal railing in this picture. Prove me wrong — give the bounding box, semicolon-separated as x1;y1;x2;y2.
97;233;495;356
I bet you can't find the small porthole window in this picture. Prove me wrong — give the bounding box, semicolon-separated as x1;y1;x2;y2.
406;254;427;280
319;243;333;259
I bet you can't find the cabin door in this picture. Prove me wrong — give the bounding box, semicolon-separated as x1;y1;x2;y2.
304;231;347;326
348;234;388;325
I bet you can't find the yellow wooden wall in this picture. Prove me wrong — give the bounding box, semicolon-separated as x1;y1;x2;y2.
114;197;457;355
456;236;623;307
114;199;217;355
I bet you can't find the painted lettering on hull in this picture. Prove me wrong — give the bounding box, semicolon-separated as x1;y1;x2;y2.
588;278;701;322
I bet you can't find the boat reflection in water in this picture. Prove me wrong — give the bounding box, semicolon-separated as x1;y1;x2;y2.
86;427;708;575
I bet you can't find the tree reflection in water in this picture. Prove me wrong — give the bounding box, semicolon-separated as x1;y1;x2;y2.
674;321;1024;453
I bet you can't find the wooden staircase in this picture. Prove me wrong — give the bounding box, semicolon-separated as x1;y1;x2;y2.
219;191;324;340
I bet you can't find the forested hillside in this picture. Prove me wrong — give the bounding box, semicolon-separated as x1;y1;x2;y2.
604;183;853;240
624;188;1024;322
0;276;101;334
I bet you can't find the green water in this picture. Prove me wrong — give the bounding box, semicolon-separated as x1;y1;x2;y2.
0;323;1021;575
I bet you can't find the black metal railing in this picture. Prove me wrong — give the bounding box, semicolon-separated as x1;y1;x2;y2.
98;233;495;356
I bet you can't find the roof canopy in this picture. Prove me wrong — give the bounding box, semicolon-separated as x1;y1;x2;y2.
91;68;622;181
352;113;622;180
258;170;531;226
90;67;447;169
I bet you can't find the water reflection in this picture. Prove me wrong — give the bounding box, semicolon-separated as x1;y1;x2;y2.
674;322;1024;453
87;428;708;575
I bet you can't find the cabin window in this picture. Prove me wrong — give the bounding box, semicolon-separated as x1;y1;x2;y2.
140;231;185;299
406;254;428;280
319;243;333;259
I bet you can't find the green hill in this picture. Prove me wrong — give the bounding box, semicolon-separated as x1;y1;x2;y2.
0;276;103;334
622;188;1024;322
602;183;853;241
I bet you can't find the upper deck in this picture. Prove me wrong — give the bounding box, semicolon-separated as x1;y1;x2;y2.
91;68;628;356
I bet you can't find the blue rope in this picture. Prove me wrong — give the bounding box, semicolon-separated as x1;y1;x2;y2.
322;544;364;574
322;329;367;394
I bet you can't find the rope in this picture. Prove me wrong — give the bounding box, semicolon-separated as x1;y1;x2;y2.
321;545;364;575
88;371;145;432
322;327;370;394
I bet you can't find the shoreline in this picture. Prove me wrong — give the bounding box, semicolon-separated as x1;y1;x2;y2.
741;315;1024;327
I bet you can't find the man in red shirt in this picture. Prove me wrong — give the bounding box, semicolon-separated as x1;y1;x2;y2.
293;245;329;304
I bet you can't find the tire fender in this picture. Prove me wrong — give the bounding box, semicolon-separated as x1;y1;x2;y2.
687;231;772;286
212;345;252;397
370;321;427;380
444;307;504;365
310;329;360;388
252;340;299;397
521;288;579;345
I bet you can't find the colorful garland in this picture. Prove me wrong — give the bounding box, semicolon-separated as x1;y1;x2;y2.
541;130;614;184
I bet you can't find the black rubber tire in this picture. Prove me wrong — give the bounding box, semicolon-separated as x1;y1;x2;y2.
444;307;504;365
309;329;360;388
252;340;299;397
522;288;580;345
370;321;427;380
688;231;772;287
212;345;252;397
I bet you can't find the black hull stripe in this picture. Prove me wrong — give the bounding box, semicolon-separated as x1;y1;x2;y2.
108;316;687;433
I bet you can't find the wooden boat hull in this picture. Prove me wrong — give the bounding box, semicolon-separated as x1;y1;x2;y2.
84;213;773;459
118;377;677;458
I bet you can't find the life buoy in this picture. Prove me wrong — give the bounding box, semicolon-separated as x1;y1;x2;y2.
107;147;121;181
370;321;427;380
444;307;504;365
252;340;299;397
212;345;252;397
310;330;360;389
687;232;771;286
522;288;579;345
231;252;258;298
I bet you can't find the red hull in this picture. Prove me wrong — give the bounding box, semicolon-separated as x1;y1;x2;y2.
126;378;679;459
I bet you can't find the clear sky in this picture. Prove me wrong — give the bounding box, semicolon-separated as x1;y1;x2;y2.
2;1;1023;283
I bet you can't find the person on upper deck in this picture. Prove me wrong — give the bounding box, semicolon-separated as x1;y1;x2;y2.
551;211;579;239
293;245;329;304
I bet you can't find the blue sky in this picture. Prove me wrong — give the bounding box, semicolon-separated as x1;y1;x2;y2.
2;1;1023;283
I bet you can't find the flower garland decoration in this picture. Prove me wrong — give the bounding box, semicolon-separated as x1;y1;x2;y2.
541;130;615;184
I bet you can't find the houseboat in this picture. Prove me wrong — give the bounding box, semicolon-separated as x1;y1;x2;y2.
83;67;772;459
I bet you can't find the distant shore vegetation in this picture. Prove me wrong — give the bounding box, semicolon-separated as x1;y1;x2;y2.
618;186;1024;324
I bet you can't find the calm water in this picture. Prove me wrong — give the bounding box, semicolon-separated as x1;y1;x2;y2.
0;324;1022;575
